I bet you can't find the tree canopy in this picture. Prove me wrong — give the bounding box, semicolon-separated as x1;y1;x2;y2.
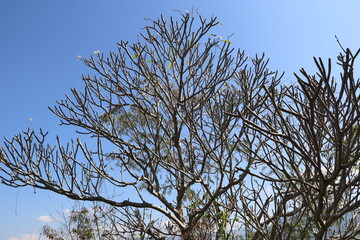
1;12;360;240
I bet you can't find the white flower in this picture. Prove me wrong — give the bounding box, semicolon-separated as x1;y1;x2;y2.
29;118;33;121
77;55;82;60
94;50;100;54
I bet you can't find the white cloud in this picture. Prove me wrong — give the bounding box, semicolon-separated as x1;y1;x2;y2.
37;215;54;223
63;209;71;215
7;233;45;240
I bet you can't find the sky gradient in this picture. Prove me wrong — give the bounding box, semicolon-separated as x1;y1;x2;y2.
1;1;360;239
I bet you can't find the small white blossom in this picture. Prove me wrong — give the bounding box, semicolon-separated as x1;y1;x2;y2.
94;50;100;54
77;55;82;60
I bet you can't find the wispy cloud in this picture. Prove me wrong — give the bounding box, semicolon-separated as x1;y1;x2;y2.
7;233;45;240
63;209;71;215
37;215;54;223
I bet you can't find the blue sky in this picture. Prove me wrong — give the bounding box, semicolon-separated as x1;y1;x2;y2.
1;0;360;239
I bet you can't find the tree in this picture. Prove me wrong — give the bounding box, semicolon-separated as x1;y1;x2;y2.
41;203;123;240
1;11;360;240
234;47;360;239
0;12;274;239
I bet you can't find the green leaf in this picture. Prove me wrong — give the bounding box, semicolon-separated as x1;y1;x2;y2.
146;59;152;62
222;40;233;45
168;62;173;70
132;54;137;59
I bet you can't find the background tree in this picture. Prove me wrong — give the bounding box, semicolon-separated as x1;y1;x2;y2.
41;203;123;240
0;12;276;239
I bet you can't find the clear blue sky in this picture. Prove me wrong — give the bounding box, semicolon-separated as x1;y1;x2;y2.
1;1;360;239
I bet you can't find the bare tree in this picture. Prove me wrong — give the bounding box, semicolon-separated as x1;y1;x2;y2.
0;12;275;239
4;10;358;240
235;48;360;239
